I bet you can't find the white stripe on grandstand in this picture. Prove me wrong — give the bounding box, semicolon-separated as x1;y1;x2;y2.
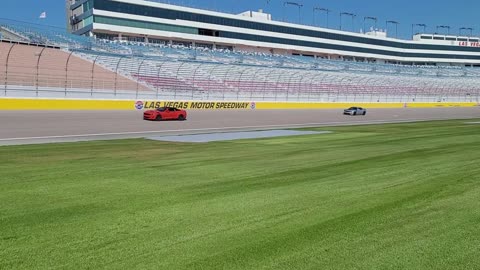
0;117;474;142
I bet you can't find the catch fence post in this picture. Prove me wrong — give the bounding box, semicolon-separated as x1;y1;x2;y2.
35;47;47;97
4;43;15;96
65;51;74;97
136;58;146;100
91;55;100;97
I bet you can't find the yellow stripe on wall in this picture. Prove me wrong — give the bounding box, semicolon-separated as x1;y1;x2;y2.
0;98;133;110
254;102;406;109
0;98;477;110
404;102;478;108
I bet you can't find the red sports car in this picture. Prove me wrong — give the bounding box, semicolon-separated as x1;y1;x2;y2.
143;107;187;121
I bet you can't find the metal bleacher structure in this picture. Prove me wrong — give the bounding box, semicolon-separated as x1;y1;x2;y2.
1;19;480;102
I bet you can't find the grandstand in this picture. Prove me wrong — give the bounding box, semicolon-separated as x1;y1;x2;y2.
0;18;479;102
67;0;480;66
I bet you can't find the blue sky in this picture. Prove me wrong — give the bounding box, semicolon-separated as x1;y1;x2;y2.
0;0;478;39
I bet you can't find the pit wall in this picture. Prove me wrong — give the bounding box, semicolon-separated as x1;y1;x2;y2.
0;98;478;110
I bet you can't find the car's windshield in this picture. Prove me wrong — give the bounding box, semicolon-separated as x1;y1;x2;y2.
348;107;356;110
156;107;167;112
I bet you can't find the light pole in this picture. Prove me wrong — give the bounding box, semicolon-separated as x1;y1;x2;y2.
459;27;473;37
313;7;331;27
363;16;377;33
283;1;303;24
386;20;400;38
436;25;450;35
340;12;356;31
412;23;427;37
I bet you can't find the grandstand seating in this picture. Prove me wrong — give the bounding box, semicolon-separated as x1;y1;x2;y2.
0;42;147;97
1;19;479;102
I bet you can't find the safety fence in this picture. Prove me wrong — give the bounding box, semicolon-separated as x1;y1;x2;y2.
1;41;480;103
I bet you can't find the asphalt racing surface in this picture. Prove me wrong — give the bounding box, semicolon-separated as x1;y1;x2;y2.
0;108;479;145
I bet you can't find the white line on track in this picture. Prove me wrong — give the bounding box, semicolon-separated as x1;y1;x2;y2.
0;117;475;142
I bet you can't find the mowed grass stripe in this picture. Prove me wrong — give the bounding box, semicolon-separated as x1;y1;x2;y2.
0;119;479;269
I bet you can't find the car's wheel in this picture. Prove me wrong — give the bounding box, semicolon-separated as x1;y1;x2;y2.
177;115;185;121
363;111;366;115
353;111;357;116
155;115;162;121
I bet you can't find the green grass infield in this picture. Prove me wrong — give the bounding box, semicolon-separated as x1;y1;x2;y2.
1;119;480;269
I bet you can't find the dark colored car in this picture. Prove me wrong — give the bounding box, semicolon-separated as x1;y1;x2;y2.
344;107;367;116
143;107;187;121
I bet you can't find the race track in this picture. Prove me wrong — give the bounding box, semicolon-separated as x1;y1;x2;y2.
1;108;479;145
